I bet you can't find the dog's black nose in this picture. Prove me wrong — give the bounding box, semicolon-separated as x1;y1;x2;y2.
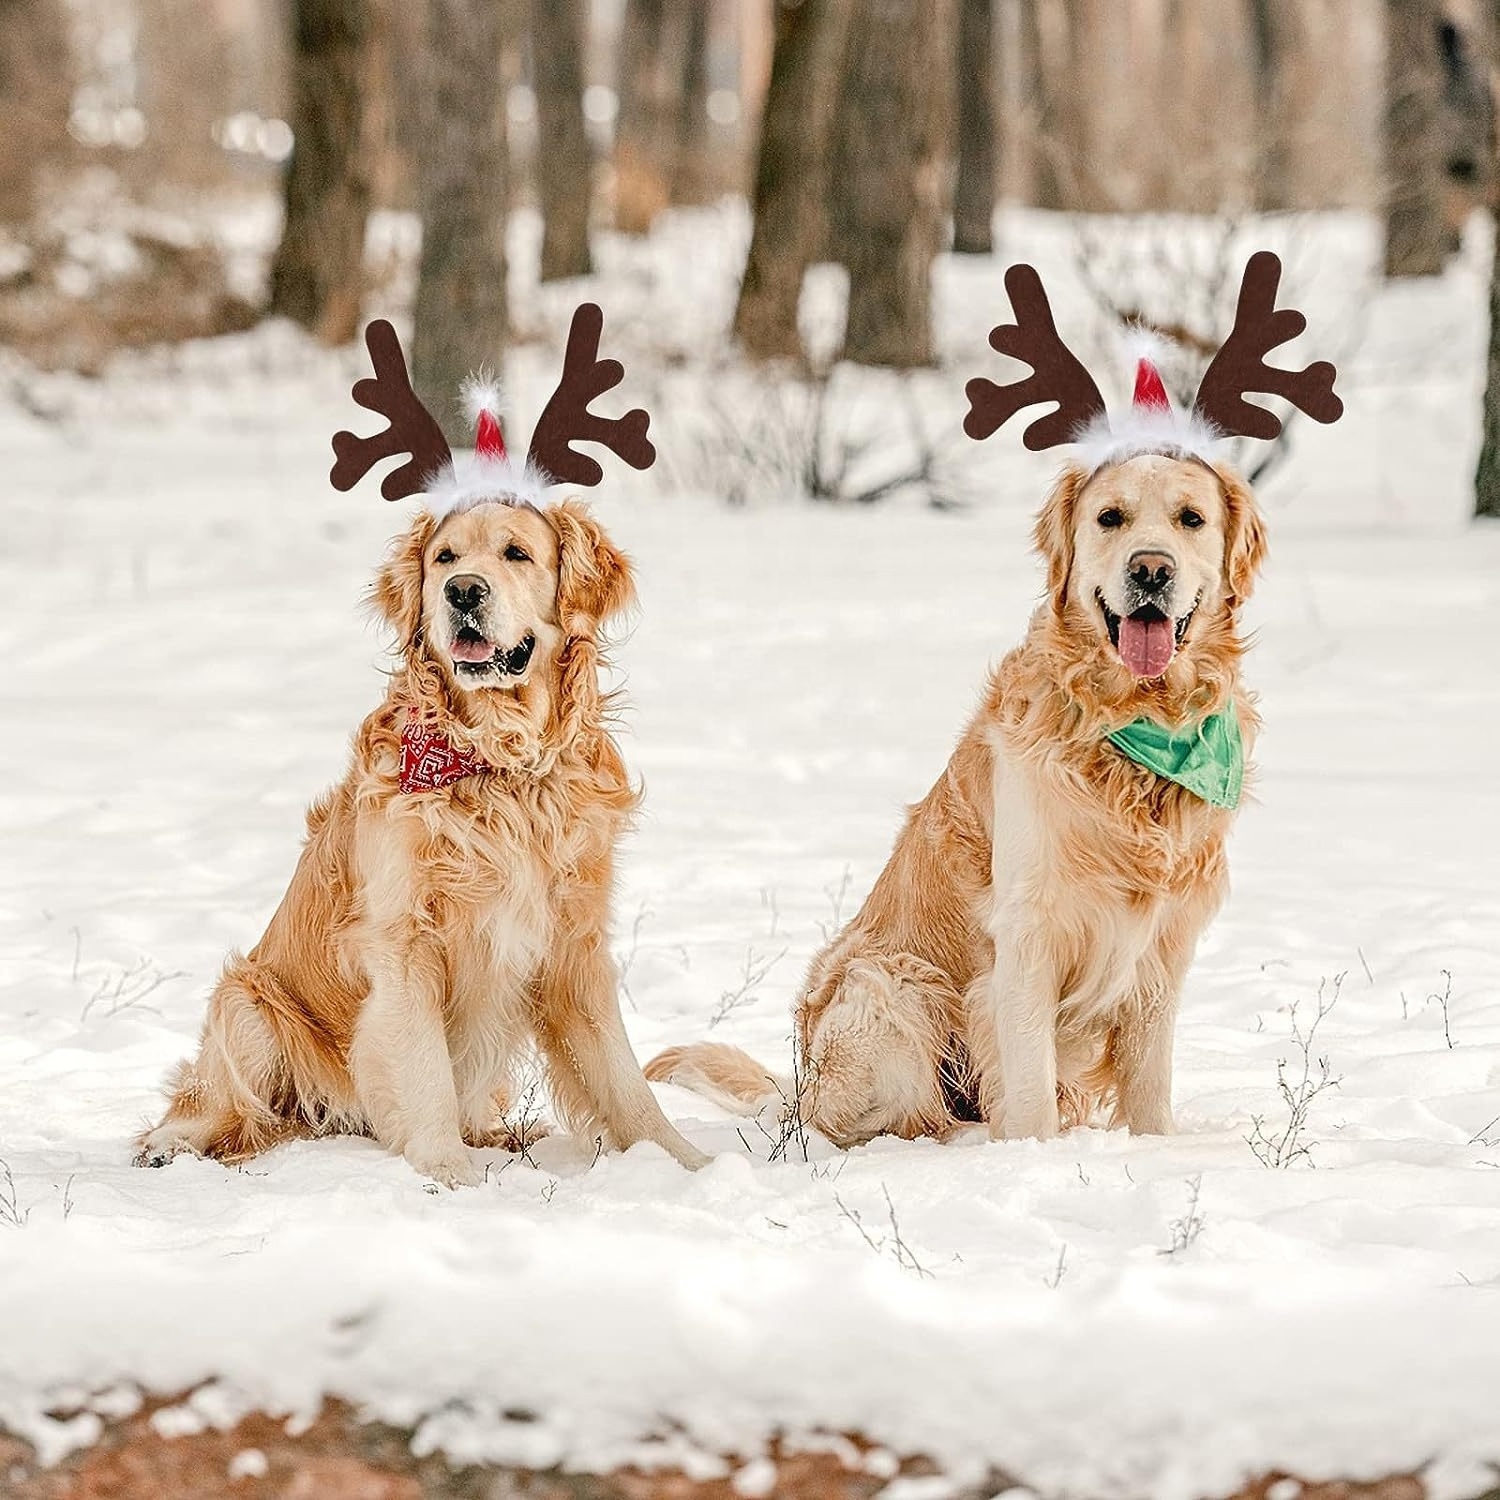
445;574;489;613
1128;550;1175;595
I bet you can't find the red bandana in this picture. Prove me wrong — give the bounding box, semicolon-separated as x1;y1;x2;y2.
399;719;490;794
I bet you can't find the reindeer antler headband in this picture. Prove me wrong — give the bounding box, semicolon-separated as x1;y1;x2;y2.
330;302;655;515
964;251;1344;468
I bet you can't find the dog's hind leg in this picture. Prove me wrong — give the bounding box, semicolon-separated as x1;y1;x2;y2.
135;955;298;1167
799;955;960;1147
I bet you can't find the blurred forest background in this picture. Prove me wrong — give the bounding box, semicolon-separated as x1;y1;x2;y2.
2;0;1498;515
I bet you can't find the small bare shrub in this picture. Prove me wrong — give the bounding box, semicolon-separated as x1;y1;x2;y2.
1247;973;1344;1168
1160;1175;1206;1255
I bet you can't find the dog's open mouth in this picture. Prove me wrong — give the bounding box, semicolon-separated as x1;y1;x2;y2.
1098;594;1195;680
450;627;536;678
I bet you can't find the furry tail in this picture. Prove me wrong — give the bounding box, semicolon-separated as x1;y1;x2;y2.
644;1042;789;1117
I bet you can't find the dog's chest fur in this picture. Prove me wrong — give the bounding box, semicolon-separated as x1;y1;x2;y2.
987;727;1231;1025
358;763;612;981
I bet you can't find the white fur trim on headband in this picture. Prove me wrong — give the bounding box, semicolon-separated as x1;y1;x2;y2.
1070;406;1226;472
422;452;553;518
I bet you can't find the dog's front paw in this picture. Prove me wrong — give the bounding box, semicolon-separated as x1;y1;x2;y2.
133;1127;192;1169
671;1139;712;1171
406;1145;480;1189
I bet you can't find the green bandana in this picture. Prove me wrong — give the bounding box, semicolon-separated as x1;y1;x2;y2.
1107;706;1244;809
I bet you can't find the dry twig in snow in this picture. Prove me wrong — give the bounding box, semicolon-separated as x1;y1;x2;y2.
1247;973;1344;1168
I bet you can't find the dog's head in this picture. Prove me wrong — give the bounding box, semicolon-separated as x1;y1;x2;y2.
1035;454;1266;683
373;498;634;704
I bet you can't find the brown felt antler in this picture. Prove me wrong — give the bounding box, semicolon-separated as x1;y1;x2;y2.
330;319;453;501
1192;251;1344;441
527;302;656;486
964;264;1108;451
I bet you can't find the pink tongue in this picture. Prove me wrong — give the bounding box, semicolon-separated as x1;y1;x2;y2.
1118;613;1175;678
450;636;494;664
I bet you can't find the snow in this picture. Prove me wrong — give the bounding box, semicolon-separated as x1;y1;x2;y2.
1;206;1499;1495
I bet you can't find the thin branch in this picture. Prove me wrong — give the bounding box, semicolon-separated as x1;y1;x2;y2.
708;945;787;1029
1246;973;1344;1168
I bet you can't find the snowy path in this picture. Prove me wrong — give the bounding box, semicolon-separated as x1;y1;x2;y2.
2;319;1500;1495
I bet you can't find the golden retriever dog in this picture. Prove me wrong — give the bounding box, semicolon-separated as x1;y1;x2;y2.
648;453;1266;1145
138;496;708;1183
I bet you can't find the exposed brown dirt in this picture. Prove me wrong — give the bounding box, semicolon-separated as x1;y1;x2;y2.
0;1397;1460;1500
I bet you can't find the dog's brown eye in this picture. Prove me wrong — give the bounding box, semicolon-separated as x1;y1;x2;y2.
503;544;531;563
435;547;456;565
1179;508;1205;529
1097;508;1124;529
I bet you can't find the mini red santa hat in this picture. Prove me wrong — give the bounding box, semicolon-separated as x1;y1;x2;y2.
1070;328;1223;473
417;373;551;518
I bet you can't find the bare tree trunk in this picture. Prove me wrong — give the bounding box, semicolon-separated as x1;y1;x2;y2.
411;0;508;446
267;0;373;344
1059;0;1134;212
732;0;854;362
614;0;671;233
1019;0;1063;210
1478;226;1500;517
1474;1;1500;518
1057;0;1095;209
953;0;996;252
532;0;593;281
1248;0;1296;211
1384;0;1448;277
670;0;713;204
0;0;72;228
1437;18;1497;252
839;0;956;368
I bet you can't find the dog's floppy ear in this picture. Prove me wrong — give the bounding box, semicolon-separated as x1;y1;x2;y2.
371;511;437;650
548;499;636;635
1033;463;1089;616
1215;465;1268;611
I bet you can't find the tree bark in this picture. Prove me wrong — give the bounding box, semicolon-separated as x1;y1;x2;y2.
1477;224;1500;516
613;0;671;233
1018;0;1063;210
732;0;855;362
952;0;996;252
838;0;956;368
1058;0;1132;212
532;0;593;281
1475;0;1500;518
1248;0;1296;211
1383;0;1448;277
0;0;71;228
670;0;714;205
411;0;508;446
1436;18;1497;251
267;0;374;344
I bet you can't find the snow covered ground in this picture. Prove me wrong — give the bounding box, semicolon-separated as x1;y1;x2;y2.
1;208;1499;1495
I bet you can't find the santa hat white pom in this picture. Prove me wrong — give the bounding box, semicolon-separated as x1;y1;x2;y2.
460;371;506;444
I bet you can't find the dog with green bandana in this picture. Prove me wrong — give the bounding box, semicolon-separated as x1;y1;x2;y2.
649;254;1342;1148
